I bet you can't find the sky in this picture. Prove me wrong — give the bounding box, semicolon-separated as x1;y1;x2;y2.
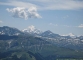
0;0;83;36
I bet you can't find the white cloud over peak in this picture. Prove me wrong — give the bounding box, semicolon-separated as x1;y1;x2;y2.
6;7;42;20
78;24;83;28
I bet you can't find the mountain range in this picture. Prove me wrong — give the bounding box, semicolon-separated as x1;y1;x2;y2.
0;26;76;37
0;26;83;50
0;26;83;60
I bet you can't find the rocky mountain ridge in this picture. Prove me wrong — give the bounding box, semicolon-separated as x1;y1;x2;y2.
0;26;83;50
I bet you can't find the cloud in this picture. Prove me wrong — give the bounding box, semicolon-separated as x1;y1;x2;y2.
0;1;37;8
63;15;69;19
63;24;83;28
6;7;42;20
49;23;72;27
78;24;83;28
49;23;58;26
33;0;83;10
0;20;3;23
63;25;69;27
0;0;83;10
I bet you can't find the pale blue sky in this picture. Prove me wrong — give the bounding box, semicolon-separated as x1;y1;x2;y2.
0;0;83;35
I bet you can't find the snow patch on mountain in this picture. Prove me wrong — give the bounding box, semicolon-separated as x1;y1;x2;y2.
22;25;42;34
68;33;75;36
61;33;75;36
0;26;23;35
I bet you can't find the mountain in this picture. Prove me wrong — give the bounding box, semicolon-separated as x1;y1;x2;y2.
62;33;76;38
68;33;75;36
0;35;83;60
0;35;18;40
0;26;83;59
0;50;37;60
0;26;23;35
22;25;42;35
40;30;60;38
0;26;83;50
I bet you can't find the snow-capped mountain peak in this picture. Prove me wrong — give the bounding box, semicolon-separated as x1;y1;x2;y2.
61;33;75;37
68;33;75;36
22;25;42;34
28;25;36;32
61;33;76;38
